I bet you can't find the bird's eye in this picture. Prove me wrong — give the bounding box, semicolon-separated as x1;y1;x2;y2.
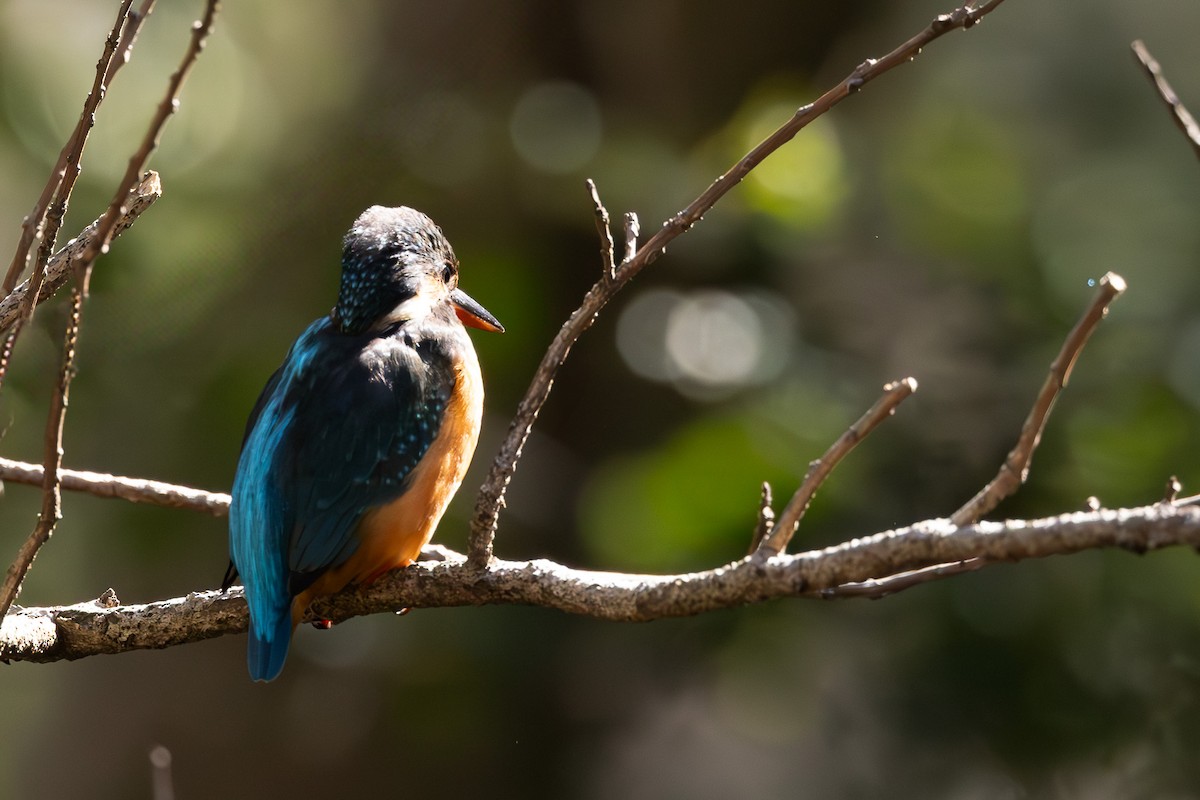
441;264;455;285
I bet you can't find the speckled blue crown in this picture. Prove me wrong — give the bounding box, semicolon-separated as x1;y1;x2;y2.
335;205;454;334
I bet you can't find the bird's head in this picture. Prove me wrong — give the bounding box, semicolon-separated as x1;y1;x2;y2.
333;205;504;336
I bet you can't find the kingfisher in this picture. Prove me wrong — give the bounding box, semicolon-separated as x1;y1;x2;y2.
223;205;503;682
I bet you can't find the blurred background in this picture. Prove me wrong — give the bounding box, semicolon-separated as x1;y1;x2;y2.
2;0;1200;796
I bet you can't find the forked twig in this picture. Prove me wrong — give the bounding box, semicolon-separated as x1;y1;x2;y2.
0;172;161;335
3;0;154;297
818;273;1128;598
468;0;1009;567
72;0;220;297
0;0;221;627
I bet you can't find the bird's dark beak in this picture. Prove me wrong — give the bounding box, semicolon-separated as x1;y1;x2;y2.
451;288;504;333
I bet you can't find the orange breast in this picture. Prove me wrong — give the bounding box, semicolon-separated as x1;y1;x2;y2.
291;349;484;622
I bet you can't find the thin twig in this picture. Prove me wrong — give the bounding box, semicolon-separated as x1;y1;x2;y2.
0;457;229;516
758;378;918;556
0;172;161;336
18;0;159;331
5;503;1200;664
0;291;83;622
467;0;1010;567
815;558;986;599
586;179;616;280
748;482;775;554
73;0;220;297
0;0;220;628
1164;476;1182;503
622;212;640;265
951;272;1126;526
1131;40;1200;161
3;0;149;296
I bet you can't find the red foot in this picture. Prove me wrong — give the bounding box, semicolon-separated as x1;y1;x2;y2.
396;607;411;616
310;618;333;630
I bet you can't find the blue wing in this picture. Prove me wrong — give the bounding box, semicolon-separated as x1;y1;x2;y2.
229;317;451;681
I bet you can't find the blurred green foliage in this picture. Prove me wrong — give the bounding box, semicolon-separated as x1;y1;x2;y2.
3;0;1200;797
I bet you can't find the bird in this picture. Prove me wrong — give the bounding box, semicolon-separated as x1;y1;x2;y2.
223;205;503;682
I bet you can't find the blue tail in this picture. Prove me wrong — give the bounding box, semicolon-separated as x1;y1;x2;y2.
247;609;293;682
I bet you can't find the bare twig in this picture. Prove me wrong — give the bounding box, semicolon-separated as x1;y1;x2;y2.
5;503;1199;664
1131;40;1200;161
18;0;159;331
816;559;986;599
0;0;220;628
0;457;229;516
622;213;640;265
758;378;918;556
586;179;616;280
951;272;1126;526
0;172;161;335
4;0;152;296
73;0;220;297
1164;476;1182;503
468;0;1010;567
749;482;775;553
0;291;83;621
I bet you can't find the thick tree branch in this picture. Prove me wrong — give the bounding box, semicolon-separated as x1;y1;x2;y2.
4;504;1197;664
467;0;1009;567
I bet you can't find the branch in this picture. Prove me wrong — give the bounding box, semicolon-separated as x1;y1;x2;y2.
5;504;1198;664
467;0;1009;567
586;179;616;281
0;172;161;336
826;273;1129;598
951;272;1126;525
0;457;229;516
748;482;775;554
758;378;918;556
0;291;83;621
72;0;220;297
2;0;146;295
0;0;220;628
1131;40;1200;161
